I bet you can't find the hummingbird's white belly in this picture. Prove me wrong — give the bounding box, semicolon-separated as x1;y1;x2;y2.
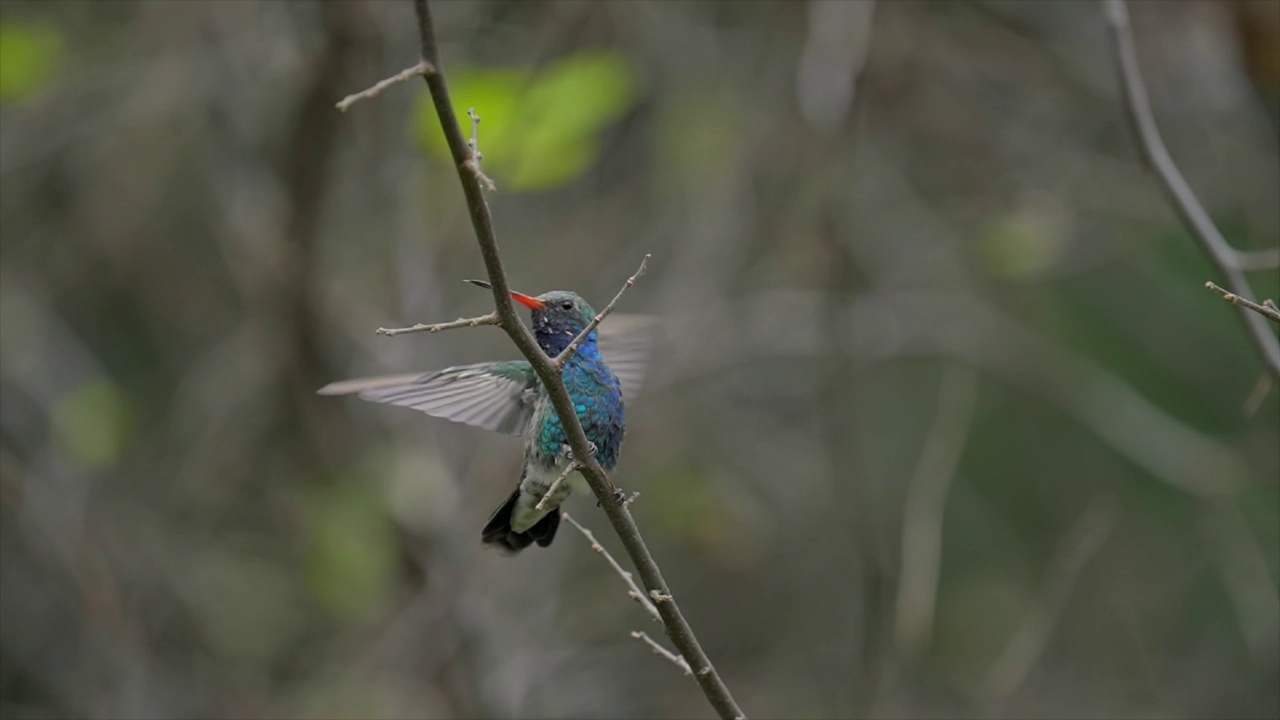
510;461;589;533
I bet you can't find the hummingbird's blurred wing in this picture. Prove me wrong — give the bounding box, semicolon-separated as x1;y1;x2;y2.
317;361;537;435
597;313;656;402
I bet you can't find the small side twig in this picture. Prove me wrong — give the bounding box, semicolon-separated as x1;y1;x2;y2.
335;61;430;112
466;107;496;192
561;512;663;623
535;462;581;512
554;254;651;369
563;512;693;676
375;312;499;337
1205;282;1280;324
631;631;694;675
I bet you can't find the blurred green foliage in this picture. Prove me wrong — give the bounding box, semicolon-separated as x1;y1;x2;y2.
306;479;397;620
0;20;62;103
51;378;133;469
415;50;637;191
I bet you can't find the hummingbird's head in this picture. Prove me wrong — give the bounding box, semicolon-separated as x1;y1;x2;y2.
465;281;598;356
520;290;597;355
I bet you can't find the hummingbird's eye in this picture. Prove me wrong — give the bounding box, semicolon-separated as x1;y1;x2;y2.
561;300;574;310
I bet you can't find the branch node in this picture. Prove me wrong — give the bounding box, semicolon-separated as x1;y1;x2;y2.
463;107;497;192
649;589;672;604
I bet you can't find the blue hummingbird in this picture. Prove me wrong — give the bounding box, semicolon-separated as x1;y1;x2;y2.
319;282;651;554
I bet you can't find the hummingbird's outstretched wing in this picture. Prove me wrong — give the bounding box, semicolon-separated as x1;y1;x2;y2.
317;361;537;435
597;313;655;402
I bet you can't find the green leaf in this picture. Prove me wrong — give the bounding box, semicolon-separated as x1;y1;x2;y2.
52;379;133;469
0;21;64;103
414;50;637;192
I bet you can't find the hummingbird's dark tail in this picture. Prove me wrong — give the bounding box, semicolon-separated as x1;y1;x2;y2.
481;489;561;554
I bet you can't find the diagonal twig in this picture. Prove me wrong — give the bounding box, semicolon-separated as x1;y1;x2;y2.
1205;282;1280;324
554;254;651;369
536;462;581;512
562;512;662;623
375;312;499;337
335;61;429;113
632;631;694;675
1103;0;1280;377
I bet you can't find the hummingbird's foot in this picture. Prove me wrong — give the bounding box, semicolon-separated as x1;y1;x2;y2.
597;483;626;507
563;441;598;463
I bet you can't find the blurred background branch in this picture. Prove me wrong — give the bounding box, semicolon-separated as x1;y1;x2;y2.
1105;0;1280;377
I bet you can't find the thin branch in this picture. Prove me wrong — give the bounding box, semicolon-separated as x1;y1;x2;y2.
1205;282;1280;324
375;312;499;337
562;512;662;623
632;631;694;675
1104;0;1280;377
554;254;651;369
535;462;580;512
335;61;429;112
406;3;745;718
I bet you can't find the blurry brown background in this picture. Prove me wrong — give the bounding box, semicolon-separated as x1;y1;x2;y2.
1;1;1278;719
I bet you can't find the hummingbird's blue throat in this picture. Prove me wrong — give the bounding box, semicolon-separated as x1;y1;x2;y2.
532;316;600;359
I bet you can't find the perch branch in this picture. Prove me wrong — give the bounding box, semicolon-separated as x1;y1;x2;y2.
1104;0;1280;377
398;2;746;717
335;61;429;112
1205;282;1280;324
375;312;499;337
554;254;650;369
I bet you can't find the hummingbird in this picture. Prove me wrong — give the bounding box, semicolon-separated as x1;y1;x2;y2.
318;282;650;554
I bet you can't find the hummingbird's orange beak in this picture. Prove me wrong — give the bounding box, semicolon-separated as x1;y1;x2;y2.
464;279;545;309
509;291;545;310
